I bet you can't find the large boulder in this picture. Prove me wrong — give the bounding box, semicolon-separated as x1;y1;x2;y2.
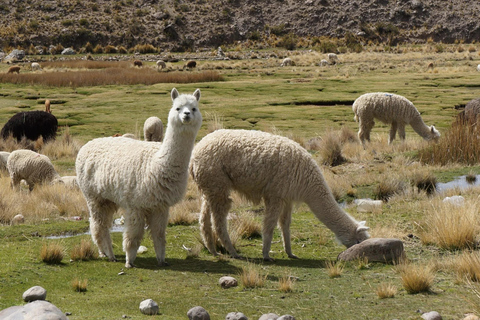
139;299;159;315
0;300;68;320
337;238;405;263
22;286;47;302
61;48;75;55
188;306;210;320
259;314;279;320
226;312;248;320
5;49;25;61
219;276;238;289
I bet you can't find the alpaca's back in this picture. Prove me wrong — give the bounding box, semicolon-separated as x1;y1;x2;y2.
190;129;320;203
353;92;420;125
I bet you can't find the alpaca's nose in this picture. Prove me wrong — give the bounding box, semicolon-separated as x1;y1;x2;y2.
184;111;190;116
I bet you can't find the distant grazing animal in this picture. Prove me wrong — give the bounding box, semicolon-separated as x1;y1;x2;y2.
143;116;163;142
352;92;440;145
327;53;338;64
189;129;370;261
76;88;203;268
7;66;20;74
477;64;480;72
31;62;42;71
280;57;294;67
427;62;434;70
319;59;328;66
156;60;166;70
1;110;58;142
185;60;196;69
133;60;143;67
7;149;62;191
44;99;51;113
460;98;480;125
59;175;79;189
0;151;10;171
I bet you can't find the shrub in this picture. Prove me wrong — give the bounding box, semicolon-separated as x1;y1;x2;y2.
133;44;157;54
456;251;480;282
84;42;94;53
325;260;344;278
318;40;338;53
79;18;89;27
278;274;295;293
409;169;437;195
62;20;73;27
104;45;117;54
277;33;298;50
93;44;104;54
374;175;407;201
40;242;65;264
319;130;347;166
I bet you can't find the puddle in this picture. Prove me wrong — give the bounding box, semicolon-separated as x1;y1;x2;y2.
46;224;124;239
436;175;480;193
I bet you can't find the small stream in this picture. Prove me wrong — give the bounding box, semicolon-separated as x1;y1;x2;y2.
436;175;480;193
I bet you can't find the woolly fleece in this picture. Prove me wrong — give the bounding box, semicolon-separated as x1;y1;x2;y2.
190;129;369;261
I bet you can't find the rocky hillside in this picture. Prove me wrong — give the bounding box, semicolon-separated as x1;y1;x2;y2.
0;0;479;52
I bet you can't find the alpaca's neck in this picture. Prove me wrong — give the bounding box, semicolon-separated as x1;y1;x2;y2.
155;124;197;171
303;171;357;243
409;114;432;139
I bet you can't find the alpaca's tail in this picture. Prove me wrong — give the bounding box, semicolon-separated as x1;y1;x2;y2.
199;196;218;255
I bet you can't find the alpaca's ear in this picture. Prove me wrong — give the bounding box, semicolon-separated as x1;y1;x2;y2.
430;126;436;133
193;89;201;101
171;88;179;101
357;221;369;232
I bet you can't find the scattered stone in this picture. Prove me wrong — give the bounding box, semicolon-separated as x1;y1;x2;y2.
187;306;210;320
278;315;295;320
219;276;238;289
118;271;126;275
337;238;405;263
0;300;67;320
139;299;159;315
22;285;47;302
61;48;76;55
137;246;148;254
421;311;442;320
12;214;25;225
355;199;383;213
226;311;248;320
442;195;465;207
258;314;279;320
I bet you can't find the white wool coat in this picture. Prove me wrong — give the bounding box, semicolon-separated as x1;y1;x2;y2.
143;116;163;142
7;149;61;189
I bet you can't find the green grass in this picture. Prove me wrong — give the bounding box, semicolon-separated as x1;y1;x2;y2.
1;46;480;319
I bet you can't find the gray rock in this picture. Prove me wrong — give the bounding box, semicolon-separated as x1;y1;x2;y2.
278;316;295;320
5;49;25;61
61;48;76;55
226;311;248;320
0;300;67;320
187;306;210;320
337;238;405;264
421;311;442;320
139;299;159;315
258;314;279;320
219;276;238;289
22;286;47;302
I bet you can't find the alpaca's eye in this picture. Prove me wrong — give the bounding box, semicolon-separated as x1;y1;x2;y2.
192;108;196;112
176;108;180;111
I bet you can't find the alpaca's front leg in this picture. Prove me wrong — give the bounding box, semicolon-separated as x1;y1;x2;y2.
389;121;398;144
147;208;170;266
123;211;146;268
398;123;406;141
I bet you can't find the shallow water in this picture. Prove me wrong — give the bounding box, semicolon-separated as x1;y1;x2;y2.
46;224;124;239
436;175;480;193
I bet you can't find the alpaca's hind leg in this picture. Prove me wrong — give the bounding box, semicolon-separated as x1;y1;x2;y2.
88;199;117;262
123;210;146;268
358;119;374;144
146;207;170;266
389;121;398;144
278;201;297;259
262;198;284;261
210;194;239;259
199;197;218;256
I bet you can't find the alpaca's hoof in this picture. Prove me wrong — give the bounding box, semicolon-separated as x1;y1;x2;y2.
159;261;169;267
263;257;275;262
125;262;135;268
108;257;117;262
232;255;245;260
288;254;299;259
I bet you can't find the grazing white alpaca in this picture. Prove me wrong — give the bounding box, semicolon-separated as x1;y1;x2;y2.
189;129;370;261
280;57;294;67
76;88;202;268
156;60;166;70
353;92;440;144
143;116;164;142
31;62;42;71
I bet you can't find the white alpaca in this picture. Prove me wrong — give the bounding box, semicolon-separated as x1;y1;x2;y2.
319;59;328;66
0;151;10;171
353;92;440;144
7;149;62;191
31;62;42;71
189;129;370;261
156;60;166;70
280;57;294;67
327;53;338;64
143;116;164;142
76;88;202;268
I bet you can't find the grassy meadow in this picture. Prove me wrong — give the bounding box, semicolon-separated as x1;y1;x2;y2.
1;44;480;319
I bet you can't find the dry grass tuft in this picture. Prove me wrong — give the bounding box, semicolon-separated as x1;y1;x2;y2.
71;239;98;261
278;274;295;293
71;278;88;292
169;199;199;226
205;112;225;133
376;282;397;299
230;211;262;240
397;262;434;294
418;198;479;250
455;251;480;282
40;242;65;264
40;127;82;160
240;263;267;288
409;169;437;195
374;174;407;201
325;260;344;278
319;130;347;166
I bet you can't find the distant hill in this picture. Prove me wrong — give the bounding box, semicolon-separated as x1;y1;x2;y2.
0;0;479;52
